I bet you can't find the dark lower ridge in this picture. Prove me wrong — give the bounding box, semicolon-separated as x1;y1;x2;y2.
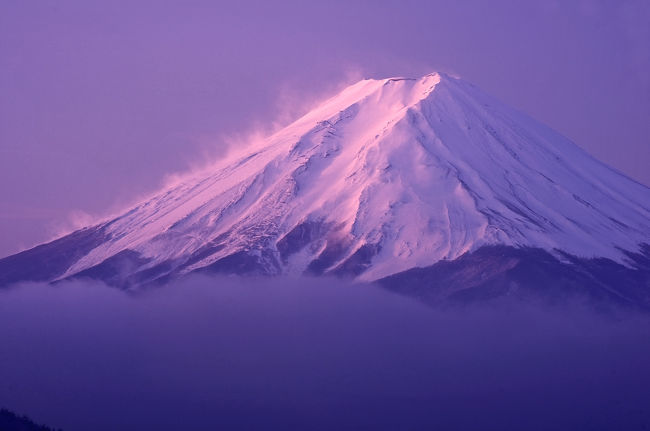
4;230;648;313
65;249;152;288
179;231;231;269
198;249;280;276
276;220;329;263
305;240;348;276
128;260;176;286
0;225;108;287
377;244;650;312
621;243;650;271
333;243;382;277
0;408;62;431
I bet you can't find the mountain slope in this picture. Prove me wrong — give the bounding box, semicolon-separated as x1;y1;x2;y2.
0;408;62;431
379;245;650;311
1;72;649;289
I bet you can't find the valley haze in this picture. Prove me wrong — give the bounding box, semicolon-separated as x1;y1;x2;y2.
1;277;649;431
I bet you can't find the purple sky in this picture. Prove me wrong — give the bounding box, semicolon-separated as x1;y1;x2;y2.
1;0;649;258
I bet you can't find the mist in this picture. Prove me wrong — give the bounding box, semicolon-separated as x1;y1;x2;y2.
0;276;649;430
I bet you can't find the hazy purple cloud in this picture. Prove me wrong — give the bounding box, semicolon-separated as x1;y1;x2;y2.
1;0;648;257
0;276;649;430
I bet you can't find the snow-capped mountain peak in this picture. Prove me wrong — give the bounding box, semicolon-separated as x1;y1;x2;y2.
4;72;650;286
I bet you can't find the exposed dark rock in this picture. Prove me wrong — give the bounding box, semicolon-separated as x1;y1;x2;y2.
199;249;279;276
276;220;325;262
333;243;381;277
378;245;650;312
305;240;348;276
2;224;649;313
182;243;227;268
127;260;176;286
0;226;107;287
621;243;650;271
66;249;151;288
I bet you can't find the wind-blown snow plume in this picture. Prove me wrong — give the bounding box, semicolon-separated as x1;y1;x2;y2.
1;73;649;288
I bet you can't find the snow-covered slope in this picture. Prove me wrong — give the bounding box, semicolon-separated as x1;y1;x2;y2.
6;73;650;285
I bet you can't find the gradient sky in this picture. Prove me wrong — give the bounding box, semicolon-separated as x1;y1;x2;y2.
1;0;649;257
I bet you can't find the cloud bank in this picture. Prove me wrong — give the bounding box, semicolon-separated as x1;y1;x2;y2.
0;276;649;431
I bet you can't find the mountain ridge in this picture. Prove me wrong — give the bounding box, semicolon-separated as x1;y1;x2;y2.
1;72;649;293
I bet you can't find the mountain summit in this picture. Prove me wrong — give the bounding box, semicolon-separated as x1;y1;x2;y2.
2;73;649;300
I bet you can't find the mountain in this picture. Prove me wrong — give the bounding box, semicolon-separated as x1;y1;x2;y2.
1;72;649;306
0;408;62;431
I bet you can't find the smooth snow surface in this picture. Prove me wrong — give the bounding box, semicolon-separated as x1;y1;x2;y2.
62;73;650;281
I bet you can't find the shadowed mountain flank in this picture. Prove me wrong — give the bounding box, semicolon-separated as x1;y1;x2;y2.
378;245;650;311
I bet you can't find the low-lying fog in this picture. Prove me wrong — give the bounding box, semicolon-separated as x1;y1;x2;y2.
1;276;649;430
